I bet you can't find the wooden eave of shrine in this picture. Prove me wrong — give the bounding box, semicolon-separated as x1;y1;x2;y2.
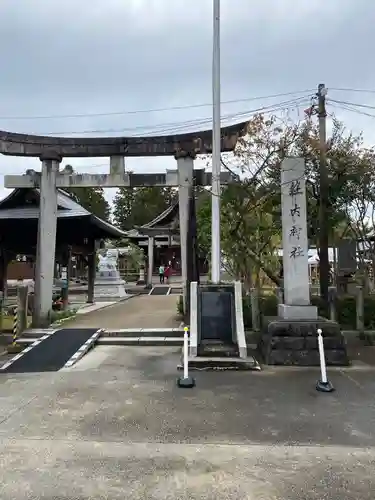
127;202;179;240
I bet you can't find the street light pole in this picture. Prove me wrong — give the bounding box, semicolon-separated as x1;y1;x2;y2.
211;0;221;283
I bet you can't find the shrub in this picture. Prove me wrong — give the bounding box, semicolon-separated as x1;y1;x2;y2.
242;294;278;329
242;293;375;330
50;308;77;325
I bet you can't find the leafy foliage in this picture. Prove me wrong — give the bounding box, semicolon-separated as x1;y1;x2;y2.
196;183;281;290
198;113;375;289
65;183;110;221
113;187;177;230
242;293;375;331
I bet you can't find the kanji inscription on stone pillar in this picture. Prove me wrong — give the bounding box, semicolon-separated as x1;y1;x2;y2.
278;157;317;320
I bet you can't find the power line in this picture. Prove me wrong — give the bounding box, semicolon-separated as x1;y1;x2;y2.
0;89;314;121
38;96;311;136
133;99;308;138
330;87;375;95
329;102;375;119
329;98;375;111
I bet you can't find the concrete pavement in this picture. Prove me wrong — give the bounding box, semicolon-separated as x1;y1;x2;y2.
1;345;375;498
56;294;181;330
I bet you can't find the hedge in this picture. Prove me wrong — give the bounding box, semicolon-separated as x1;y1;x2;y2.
242;294;375;330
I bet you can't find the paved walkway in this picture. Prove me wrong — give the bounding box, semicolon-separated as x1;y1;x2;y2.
1;346;375;498
59;294;181;330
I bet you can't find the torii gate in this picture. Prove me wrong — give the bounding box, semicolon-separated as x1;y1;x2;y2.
1;122;247;326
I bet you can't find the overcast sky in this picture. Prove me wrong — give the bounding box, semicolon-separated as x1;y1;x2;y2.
0;0;374;205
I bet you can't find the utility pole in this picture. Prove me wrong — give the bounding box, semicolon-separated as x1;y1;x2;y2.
317;83;330;304
211;0;221;283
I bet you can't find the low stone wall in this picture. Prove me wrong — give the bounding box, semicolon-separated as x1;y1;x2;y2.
259;317;349;366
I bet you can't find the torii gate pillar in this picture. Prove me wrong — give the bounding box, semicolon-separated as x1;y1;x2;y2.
33;153;61;327
176;153;194;310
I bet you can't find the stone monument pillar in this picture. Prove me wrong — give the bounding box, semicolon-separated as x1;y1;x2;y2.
278;157;317;320
259;157;349;366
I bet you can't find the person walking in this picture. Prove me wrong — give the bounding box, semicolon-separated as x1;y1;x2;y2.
164;264;171;285
158;263;165;284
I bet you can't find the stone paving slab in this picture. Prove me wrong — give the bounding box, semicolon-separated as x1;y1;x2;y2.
0;345;375;498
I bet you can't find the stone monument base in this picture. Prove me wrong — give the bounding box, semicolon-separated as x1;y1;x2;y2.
278;304;318;320
258;317;349;366
136;268;146;285
94;279;127;299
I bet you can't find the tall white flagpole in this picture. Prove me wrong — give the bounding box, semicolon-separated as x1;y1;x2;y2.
211;0;221;283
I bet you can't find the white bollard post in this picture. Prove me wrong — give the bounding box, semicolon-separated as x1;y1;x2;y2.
183;328;189;379
177;326;196;388
316;328;335;393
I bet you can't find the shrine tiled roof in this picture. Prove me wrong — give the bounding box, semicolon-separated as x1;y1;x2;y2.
0;187;125;238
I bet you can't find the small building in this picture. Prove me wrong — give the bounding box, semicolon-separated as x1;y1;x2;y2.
0;187;125;302
126;202;208;275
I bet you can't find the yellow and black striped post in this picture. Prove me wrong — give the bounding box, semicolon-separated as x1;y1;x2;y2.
7;286;28;354
12;304;18;345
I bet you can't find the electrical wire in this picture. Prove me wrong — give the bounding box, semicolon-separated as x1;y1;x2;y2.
330;87;375;95
0;89;314;121
328;98;375;111
134;100;310;139
36;95;311;136
329;102;375;119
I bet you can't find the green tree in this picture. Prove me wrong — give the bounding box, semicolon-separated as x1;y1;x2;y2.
200;113;375;289
112;188;136;230
113;187;177;230
196;183;281;290
67;186;111;221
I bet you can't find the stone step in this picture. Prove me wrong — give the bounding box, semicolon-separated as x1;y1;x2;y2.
19;327;184;339
15;337;38;345
18;328;56;338
11;336;257;353
97;337;183;346
103;328;184;338
16;335;183;347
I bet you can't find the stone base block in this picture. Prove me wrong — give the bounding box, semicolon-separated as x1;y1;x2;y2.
278;304;318;320
7;343;24;354
189;345;198;357
197;341;239;358
94;282;127;298
258;317;349;366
